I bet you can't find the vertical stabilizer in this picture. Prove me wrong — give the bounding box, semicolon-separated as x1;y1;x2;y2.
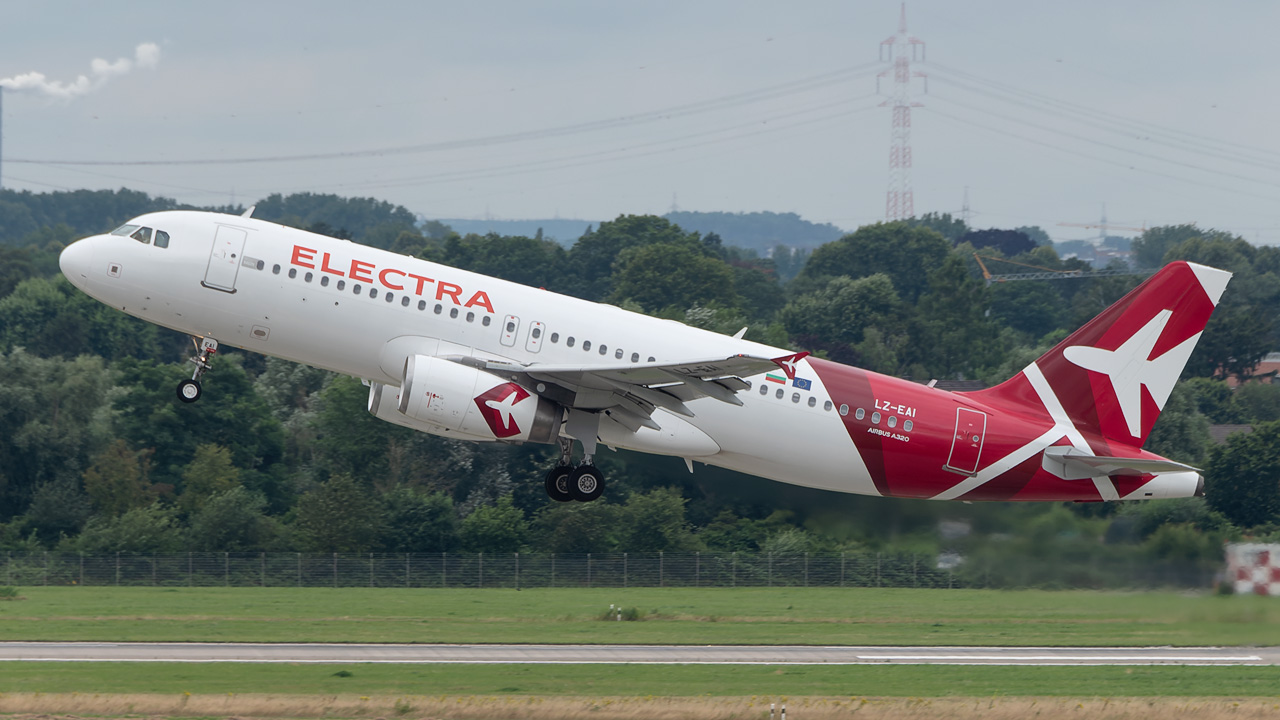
965;261;1230;447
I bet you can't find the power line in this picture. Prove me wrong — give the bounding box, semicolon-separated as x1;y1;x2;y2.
9;62;882;168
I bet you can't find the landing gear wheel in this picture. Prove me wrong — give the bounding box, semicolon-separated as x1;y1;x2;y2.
177;379;203;404
568;465;605;503
544;466;573;503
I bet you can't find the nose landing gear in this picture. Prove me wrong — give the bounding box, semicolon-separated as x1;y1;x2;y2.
177;337;218;404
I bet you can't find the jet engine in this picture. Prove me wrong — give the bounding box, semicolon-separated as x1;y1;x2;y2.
394;354;562;443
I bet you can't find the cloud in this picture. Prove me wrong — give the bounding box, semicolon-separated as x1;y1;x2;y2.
0;42;161;100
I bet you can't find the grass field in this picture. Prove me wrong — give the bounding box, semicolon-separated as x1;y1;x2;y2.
1;661;1280;697
3;693;1280;720
3;585;1280;714
1;586;1279;646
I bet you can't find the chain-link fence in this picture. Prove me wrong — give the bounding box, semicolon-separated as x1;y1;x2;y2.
0;551;1219;590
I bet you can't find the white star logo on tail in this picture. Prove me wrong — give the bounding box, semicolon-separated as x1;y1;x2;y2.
1062;309;1200;438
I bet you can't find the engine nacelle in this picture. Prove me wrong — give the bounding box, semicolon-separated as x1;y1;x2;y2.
368;382;496;442
397;354;562;443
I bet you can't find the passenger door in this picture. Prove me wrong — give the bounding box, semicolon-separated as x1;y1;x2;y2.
202;225;247;293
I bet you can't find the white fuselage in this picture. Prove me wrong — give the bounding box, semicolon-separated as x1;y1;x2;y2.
60;211;877;495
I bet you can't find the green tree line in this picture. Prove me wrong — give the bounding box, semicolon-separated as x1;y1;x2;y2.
1;188;1278;583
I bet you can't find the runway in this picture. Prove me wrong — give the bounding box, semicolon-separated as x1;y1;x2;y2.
0;642;1273;666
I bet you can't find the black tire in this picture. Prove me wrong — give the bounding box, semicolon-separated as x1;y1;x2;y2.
177;379;202;403
544;466;573;502
569;465;605;503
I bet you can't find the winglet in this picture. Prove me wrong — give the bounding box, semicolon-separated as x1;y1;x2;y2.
771;352;810;380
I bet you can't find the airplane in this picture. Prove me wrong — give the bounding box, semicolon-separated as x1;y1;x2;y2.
58;210;1229;504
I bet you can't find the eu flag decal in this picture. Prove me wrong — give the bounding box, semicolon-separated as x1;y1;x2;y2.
792;377;812;391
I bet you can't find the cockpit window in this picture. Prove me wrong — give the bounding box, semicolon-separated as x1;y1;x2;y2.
110;224;140;237
131;227;153;244
154;230;170;248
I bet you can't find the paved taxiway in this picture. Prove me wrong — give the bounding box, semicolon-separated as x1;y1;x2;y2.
0;642;1274;666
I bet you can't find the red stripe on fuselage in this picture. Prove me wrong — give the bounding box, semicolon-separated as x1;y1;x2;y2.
808;358;890;496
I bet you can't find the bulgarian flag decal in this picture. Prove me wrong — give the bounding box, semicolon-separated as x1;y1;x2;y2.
765;373;787;384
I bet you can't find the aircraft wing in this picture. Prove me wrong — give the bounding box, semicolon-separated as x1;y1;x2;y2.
476;353;803;431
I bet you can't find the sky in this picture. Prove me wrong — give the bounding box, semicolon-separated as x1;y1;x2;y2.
3;1;1280;244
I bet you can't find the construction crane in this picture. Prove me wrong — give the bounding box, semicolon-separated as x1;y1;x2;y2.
972;253;1148;285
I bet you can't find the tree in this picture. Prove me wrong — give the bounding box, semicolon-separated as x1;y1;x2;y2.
798;222;950;303
1143;382;1211;466
0;276;173;360
567;215;700;301
1131;225;1202;268
729;261;785;319
0;246;39;297
615;488;701;552
82;439;151;516
960;229;1036;257
1014;226;1051;247
610;243;739;312
111;356;286;492
310;374;413;482
459;495;527;553
780;273;901;347
294;473;382;553
21;478;93;545
187;487;281;552
908;255;1005;378
442;233;568;291
74;503;184;554
1205;420;1280;528
378;488;459;552
532;501;621;553
253;193;418;248
988;281;1065;340
907;213;968;243
178;444;241;514
0;351;115;521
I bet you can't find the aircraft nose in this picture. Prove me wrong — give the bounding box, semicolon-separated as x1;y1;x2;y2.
59;238;96;288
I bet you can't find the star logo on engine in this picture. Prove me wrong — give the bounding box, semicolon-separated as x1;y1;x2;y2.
473;383;531;438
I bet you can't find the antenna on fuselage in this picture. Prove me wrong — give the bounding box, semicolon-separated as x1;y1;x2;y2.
241;205;256;218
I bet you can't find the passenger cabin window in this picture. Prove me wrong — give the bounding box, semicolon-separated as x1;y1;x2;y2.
154;230;170;248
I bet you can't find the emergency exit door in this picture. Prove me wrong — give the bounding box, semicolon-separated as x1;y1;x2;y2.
944;407;987;476
202;225;247;293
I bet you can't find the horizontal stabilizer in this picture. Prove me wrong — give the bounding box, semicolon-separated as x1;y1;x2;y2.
1042;446;1199;480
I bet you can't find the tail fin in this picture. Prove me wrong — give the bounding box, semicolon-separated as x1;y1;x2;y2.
967;261;1231;447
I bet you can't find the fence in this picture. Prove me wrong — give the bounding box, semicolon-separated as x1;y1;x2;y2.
0;551;1218;590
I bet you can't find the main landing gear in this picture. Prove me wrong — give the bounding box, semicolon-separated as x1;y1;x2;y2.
544;416;606;503
177;336;218;404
